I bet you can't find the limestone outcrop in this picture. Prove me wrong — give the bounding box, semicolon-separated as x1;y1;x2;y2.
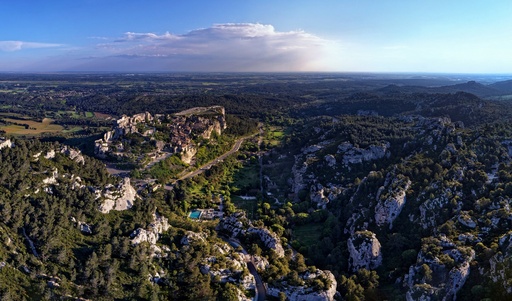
310;183;344;209
337;141;390;166
347;231;382;272
0;138;14;150
267;270;337;301
247;227;285;257
130;212;171;249
374;174;411;229
489;231;512;293
217;213;285;257
405;235;475;301
98;177;138;213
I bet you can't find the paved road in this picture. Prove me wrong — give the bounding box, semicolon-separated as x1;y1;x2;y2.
247;261;266;301
222;237;266;301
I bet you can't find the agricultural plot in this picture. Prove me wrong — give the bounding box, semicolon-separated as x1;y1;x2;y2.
0;117;63;135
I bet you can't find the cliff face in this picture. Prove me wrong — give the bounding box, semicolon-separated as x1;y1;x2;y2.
347;231;382;272
374;173;411;229
405;234;475;301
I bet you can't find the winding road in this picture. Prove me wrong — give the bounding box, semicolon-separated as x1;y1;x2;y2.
223;237;266;301
165;131;257;189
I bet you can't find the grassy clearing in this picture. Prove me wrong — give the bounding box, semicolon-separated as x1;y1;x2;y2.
0;117;64;135
232;162;259;194
293;223;323;247
264;126;286;147
232;196;258;219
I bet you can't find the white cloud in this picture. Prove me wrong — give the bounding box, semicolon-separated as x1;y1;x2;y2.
0;41;64;52
78;23;331;72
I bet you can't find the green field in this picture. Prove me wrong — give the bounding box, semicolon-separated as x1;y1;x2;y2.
232;196;258;219
232;162;260;193
265;126;286;147
293;223;323;247
1;117;64;135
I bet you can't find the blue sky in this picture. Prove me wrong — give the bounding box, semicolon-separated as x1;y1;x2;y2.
1;0;511;73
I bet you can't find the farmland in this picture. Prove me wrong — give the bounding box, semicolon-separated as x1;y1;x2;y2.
0;115;64;135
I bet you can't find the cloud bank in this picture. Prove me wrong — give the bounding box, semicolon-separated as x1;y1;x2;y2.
0;41;64;52
74;23;330;72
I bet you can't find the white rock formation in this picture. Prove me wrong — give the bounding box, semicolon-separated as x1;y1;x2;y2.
217;213;285;257
347;231;382;272
247;227;285;257
94;106;226;162
0;138;14;150
43;169;59;185
310;183;344;209
406;235;475;301
267;270;337;301
374;175;411;229
181;231;208;246
457;212;476;229
44;149;56;159
130;228;158;245
131;212;171;247
99;177;138;213
337;141;390;166
216;213;245;237
60;146;85;165
489;231;512;293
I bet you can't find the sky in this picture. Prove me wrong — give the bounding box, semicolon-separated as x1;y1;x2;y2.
1;0;511;73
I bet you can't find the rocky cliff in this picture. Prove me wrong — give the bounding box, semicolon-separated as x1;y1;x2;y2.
267;270;337;301
374;173;411;229
347;231;382;272
98;177;138;213
94;106;226;164
217;212;285;257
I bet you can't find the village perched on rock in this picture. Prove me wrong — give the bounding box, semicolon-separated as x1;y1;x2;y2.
95;106;227;165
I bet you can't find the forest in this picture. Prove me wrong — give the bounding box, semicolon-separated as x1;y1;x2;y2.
2;73;512;300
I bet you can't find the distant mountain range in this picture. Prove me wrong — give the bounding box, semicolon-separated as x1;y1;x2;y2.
375;79;512;98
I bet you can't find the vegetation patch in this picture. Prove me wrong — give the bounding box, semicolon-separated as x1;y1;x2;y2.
232;161;260;195
232;196;259;219
293;223;323;248
0;116;63;135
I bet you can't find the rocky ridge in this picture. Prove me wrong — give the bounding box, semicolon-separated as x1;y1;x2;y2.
267;270;337;301
94;106;226;164
347;231;382;272
97;177;138;213
217;212;285;257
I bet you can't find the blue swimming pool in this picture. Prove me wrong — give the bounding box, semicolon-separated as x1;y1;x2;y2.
189;210;202;219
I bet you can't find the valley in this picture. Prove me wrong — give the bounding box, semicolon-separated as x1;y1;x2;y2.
1;73;512;300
